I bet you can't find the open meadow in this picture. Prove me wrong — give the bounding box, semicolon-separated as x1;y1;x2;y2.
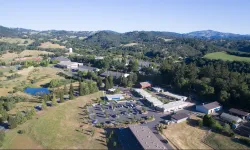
163;115;212;149
204;133;250;149
0;67;64;96
2;92;107;149
204;51;250;62
38;42;65;49
0;50;54;62
0;37;34;45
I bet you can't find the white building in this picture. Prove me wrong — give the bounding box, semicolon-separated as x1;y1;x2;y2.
163;91;187;101
95;56;104;60
156;101;188;113
145;97;164;107
57;61;82;69
69;48;73;53
106;94;125;101
134;88;151;98
196;101;222;114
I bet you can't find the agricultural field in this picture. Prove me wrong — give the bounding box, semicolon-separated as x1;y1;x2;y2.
162;116;212;149
2;92;107;149
204;52;250;62
204;133;249;149
39;42;65;49
0;37;34;45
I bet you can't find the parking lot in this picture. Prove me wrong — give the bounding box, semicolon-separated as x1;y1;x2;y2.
88;100;154;125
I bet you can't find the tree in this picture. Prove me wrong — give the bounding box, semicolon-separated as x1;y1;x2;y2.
105;78;110;90
113;141;117;147
63;84;68;95
97;76;103;87
128;59;139;72
8;116;18;129
69;83;74;100
42;100;47;110
51;94;57;106
79;82;84;96
42;94;48;102
0;130;5;147
108;75;114;88
83;83;90;95
60;91;64;103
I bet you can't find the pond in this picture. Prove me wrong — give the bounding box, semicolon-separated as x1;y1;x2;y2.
24;88;50;96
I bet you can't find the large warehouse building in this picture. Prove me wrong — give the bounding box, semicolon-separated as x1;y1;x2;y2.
129;125;166;150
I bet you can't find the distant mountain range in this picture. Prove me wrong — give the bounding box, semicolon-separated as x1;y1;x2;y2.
1;25;250;40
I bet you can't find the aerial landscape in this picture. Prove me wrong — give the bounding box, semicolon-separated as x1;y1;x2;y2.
0;0;250;149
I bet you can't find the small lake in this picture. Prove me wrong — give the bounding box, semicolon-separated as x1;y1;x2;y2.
24;88;50;96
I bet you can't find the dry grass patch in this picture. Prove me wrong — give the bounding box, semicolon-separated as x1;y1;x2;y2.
0;37;33;45
19;50;54;57
39;42;65;49
163;115;212;150
205;133;250;149
2;92;106;149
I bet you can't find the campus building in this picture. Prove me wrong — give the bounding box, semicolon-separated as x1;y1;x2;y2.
171;113;189;123
196;101;222;114
105;94;125;101
156;101;188;113
128;125;166;150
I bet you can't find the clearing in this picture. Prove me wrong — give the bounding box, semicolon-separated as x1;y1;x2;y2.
162;116;212;149
39;42;65;49
0;67;64;96
204;133;250;149
2;92;107;149
204;51;250;62
0;37;33;45
121;43;139;47
0;50;53;62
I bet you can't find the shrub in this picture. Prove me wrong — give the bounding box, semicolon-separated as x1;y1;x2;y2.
238;137;250;147
0;130;5;147
18;130;26;134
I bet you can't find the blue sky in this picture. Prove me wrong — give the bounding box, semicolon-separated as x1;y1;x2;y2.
0;0;250;34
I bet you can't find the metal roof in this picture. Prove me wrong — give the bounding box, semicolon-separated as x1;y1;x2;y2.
202;101;221;110
146;97;163;106
221;113;242;123
134;88;152;98
129;125;166;150
229;108;249;116
171;113;189;120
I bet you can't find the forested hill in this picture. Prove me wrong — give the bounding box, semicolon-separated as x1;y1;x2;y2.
1;25;250;57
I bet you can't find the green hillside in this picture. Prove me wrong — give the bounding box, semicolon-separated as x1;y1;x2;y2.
204;52;250;62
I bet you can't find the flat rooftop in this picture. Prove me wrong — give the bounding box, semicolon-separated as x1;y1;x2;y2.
129;125;166;150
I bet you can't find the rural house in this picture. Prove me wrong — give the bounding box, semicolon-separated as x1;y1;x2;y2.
196;101;222;114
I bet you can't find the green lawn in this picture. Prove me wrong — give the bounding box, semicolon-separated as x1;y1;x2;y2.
204;52;250;62
2;92;107;149
204;133;249;149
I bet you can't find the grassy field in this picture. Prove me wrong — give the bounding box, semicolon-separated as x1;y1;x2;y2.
39;42;65;49
0;67;63;96
2;92;107;149
204;52;250;62
204;133;249;149
0;50;54;62
0;37;34;45
163;116;212;149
